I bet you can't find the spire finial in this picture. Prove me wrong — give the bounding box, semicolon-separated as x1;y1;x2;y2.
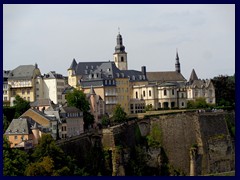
118;27;120;34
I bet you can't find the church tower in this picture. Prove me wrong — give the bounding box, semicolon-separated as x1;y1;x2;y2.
113;31;128;70
175;50;181;73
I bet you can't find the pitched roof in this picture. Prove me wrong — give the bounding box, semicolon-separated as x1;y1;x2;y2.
68;59;77;70
146;71;186;83
5;118;32;135
30;98;53;107
8;65;39;80
189;69;198;82
60;106;82;114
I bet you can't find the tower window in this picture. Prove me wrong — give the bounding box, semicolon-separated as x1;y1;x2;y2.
172;89;174;95
121;57;124;62
143;91;145;97
149;90;151;97
136;92;138;99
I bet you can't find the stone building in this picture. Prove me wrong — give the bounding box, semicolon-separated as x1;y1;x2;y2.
7;64;41;105
67;32;147;115
35;71;67;104
4;118;42;148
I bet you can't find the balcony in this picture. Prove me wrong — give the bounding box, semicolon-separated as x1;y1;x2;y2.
105;93;117;96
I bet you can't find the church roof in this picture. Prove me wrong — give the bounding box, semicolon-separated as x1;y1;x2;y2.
146;71;186;83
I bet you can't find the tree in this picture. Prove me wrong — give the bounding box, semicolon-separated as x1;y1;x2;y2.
112;104;127;123
212;75;235;107
3;136;29;176
27;134;81;176
13;95;30;118
66;88;94;129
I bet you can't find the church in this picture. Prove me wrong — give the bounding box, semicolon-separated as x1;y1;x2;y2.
67;32;215;115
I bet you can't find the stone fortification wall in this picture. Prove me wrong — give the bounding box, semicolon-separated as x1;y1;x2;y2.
153;112;235;175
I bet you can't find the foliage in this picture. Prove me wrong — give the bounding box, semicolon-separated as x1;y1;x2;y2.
145;104;153;111
225;114;235;139
25;156;55;176
187;97;209;109
101;115;110;127
212;75;235;107
3;115;10;132
112;104;127;123
3;136;30;176
146;122;162;148
125;146;149;175
66;88;94;129
13;95;30;118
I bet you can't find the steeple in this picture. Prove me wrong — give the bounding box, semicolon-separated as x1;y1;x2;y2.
113;30;128;70
175;50;181;73
115;32;126;53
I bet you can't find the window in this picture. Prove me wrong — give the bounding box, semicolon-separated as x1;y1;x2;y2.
149;90;151;97
182;102;184;107
22;89;25;95
164;90;167;96
143;91;145;97
27;89;30;94
136;91;138;99
27;97;30;101
181;93;184;98
121;57;124;62
14;136;18;140
172;89;174;95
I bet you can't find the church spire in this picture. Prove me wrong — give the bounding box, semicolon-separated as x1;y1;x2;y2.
175;49;181;73
115;30;126;53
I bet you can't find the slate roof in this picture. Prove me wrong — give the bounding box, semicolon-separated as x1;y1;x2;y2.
146;71;186;83
189;69;198;82
44;71;64;79
60;106;82;114
121;70;147;82
188;79;213;88
5;118;32;135
30;98;53;107
8;65;39;80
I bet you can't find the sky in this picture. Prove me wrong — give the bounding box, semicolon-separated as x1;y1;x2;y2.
3;4;235;79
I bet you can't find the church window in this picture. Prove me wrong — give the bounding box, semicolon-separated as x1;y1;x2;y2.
121;57;124;62
172;89;174;95
182;102;184;107
149;90;152;97
143;91;146;97
136;92;138;99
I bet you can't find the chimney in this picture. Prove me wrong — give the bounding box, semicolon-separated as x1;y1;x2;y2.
141;66;146;76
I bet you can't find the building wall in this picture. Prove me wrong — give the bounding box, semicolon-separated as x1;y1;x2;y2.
66;117;84;137
116;78;130;114
6;134;33;148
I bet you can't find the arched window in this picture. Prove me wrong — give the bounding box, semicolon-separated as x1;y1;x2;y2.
136;91;138;99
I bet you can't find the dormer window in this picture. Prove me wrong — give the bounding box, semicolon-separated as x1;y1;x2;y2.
86;66;88;69
91;65;94;69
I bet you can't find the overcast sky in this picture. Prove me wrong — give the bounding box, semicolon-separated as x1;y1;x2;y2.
3;4;235;79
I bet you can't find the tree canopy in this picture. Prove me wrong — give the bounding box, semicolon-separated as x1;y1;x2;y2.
212;75;235;107
113;104;127;123
13;95;31;118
